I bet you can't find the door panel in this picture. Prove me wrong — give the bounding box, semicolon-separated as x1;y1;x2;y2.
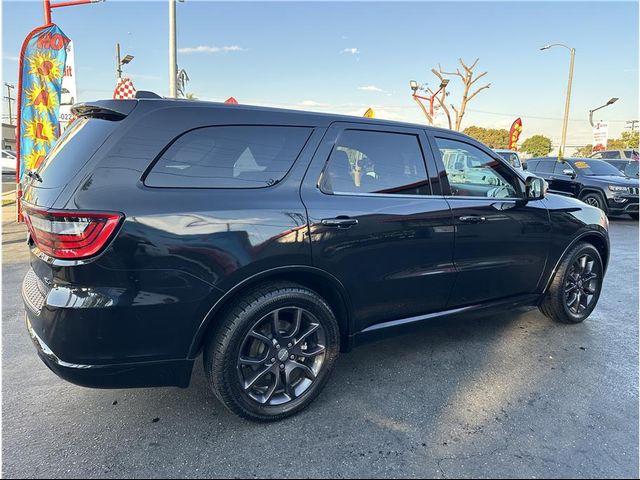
430;135;551;307
300;123;455;332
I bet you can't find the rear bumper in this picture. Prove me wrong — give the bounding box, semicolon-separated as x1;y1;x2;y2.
26;315;194;388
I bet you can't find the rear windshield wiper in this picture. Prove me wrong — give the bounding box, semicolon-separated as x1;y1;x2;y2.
26;170;43;183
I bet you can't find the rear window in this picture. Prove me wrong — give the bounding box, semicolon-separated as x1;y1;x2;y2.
34;117;118;188
145;126;312;188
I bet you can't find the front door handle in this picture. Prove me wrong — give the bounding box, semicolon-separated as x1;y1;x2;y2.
321;217;358;228
459;215;487;223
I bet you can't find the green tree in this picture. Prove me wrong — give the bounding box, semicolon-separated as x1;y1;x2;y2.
185;93;198;100
607;138;626;150
573;144;593;157
521;135;552;157
462;126;510;148
621;130;639;148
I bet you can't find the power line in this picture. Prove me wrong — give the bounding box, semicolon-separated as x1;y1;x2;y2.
465;107;628;123
626;120;639;133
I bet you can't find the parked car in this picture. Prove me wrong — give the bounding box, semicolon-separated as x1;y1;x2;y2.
1;148;17;175
526;157;639;219
493;149;526;172
590;149;639;161
22;97;610;421
603;159;639;178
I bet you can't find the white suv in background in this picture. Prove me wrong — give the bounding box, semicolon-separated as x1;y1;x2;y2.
493;149;526;173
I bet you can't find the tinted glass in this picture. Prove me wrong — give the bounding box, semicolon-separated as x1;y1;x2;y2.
625;150;639;160
602;151;619;159
320;130;430;195
34;117;118;188
624;162;639;177
146;126;312;188
436;137;520;198
496;151;521;168
526;160;540;171
553;161;572;174
537;160;554;173
570;159;624;176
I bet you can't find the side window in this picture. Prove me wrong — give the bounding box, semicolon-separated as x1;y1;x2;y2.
145;126;312;188
590;152;603;159
435;137;521;198
320;129;430;195
537;160;554;174
526;160;539;172
553;161;570;174
603;151;618;159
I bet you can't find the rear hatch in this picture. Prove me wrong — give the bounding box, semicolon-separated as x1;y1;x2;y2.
22;100;137;209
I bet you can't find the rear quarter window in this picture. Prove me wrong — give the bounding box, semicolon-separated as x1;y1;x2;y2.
145;125;312;188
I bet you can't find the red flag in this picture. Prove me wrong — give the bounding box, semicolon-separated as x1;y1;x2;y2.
224;96;238;104
508;118;523;150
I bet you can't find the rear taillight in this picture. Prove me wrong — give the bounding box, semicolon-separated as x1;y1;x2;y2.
23;207;123;260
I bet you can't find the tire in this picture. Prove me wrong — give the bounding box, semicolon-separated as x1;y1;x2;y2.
580;191;607;212
629;213;639;220
203;282;340;422
539;242;604;324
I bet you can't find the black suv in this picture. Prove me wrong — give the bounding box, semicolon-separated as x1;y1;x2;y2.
526;157;639;219
22;98;609;421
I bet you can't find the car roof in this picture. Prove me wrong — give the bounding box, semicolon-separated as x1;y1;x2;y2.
121;96;460;133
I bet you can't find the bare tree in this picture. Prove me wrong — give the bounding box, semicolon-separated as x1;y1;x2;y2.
436;58;491;131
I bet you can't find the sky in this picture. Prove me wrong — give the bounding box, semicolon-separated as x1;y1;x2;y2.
2;0;639;149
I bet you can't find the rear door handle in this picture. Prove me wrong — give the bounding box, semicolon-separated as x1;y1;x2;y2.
459;215;487;223
321;217;358;228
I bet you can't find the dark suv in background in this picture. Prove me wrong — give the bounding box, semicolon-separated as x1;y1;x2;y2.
22;97;610;421
526;157;639;219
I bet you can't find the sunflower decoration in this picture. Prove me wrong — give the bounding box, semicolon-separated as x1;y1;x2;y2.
25;84;59;114
23;147;48;171
28;51;63;82
23;115;56;149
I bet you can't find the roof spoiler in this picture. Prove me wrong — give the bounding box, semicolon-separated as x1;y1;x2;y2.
71;100;138;120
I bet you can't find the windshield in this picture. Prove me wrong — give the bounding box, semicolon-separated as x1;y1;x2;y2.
571;159;624;176
624;162;639;177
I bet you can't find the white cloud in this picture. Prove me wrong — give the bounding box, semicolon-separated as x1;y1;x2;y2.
358;85;386;93
298;100;326;107
341;48;360;55
178;45;244;54
3;54;18;62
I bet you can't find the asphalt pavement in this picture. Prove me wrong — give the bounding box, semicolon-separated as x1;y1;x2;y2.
2;203;638;478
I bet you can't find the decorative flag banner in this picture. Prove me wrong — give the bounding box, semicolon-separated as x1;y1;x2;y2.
592;122;609;153
508;117;523;150
17;24;70;180
224;96;238;104
363;107;375;118
113;77;137;99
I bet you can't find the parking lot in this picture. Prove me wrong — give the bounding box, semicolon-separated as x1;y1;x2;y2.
2;203;638;478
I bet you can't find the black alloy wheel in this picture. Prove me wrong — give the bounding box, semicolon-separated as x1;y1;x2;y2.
563;253;600;316
237;307;327;405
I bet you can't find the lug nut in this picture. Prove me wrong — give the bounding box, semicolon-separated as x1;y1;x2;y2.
290;355;295;360
275;344;280;349
287;343;292;348
280;364;285;369
270;358;276;363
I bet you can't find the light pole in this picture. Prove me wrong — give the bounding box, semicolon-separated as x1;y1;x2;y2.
4;83;15;126
169;0;178;97
410;79;449;125
589;97;619;127
115;43;134;80
540;44;575;160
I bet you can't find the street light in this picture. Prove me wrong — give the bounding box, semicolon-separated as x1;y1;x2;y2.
409;79;450;125
115;43;134;79
540;43;575;161
589;97;619;127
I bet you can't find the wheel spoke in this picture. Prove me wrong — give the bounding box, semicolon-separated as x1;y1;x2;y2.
264;368;281;404
271;309;281;338
295;322;320;346
291;360;317;380
284;367;297;400
578;255;587;273
247;330;272;348
575;290;583;313
281;308;303;340
239;355;268;366
565;283;577;294
243;365;272;391
584;260;595;275
295;344;326;359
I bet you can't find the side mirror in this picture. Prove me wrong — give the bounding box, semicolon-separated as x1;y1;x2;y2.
562;168;575;177
525;176;546;201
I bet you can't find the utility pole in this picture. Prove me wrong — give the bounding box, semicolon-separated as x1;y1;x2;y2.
626;120;639;134
169;0;177;98
4;83;15;126
116;43;122;79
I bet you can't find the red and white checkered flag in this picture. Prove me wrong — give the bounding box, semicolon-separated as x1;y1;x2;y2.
113;77;137;99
